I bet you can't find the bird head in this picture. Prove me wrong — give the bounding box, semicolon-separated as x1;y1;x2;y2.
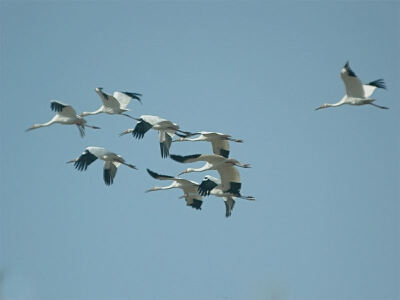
95;87;103;92
315;103;329;110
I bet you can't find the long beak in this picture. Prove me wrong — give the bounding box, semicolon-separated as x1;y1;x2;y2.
145;188;154;193
119;130;131;136
66;158;77;164
315;106;324;110
178;170;186;176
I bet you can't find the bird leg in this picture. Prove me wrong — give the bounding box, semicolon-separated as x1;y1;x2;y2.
369;103;389;109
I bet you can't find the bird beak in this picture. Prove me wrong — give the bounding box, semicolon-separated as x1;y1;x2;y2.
66;158;77;164
315;105;324;110
119;130;129;136
145;188;153;193
178;170;186;176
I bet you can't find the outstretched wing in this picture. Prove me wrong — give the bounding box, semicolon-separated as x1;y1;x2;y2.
363;79;386;98
73;149;98;171
224;196;235;218
211;139;230;158
50;101;77;118
103;161;120;185
159;130;173;158
170;154;202;163
183;194;203;210
198;176;219;196
132;119;153;139
217;164;241;196
340;62;365;98
96;89;121;109
113;91;142;109
146;169;176;180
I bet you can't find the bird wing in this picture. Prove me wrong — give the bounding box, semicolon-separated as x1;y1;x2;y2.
141;115;167;126
363;79;386;98
197;176;219;196
132;119;153;139
103;161;120;185
340;62;365;98
146;168;198;186
182;193;203;210
223;196;235;217
216;164;241;195
170;153;203;163
50;101;77;118
211;139;230;158
73;149;98;171
159;130;174;158
113;91;142;109
97;90;121;109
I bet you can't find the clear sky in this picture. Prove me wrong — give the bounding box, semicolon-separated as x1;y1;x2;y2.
0;1;399;300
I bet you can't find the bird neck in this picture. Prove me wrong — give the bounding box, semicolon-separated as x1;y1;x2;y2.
81;108;103;116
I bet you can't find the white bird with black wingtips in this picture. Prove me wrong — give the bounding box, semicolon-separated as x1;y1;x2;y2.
80;87;142;118
316;61;388;110
120;115;194;158
146;169;254;217
173;131;243;158
26;100;100;137
169;153;250;197
67;146;137;185
146;168;203;210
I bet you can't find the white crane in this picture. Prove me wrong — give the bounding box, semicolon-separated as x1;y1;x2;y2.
120;115;193;158
173;131;243;158
146;169;254;217
25;101;100;137
146;168;204;210
67;146;137;185
80;88;142;118
316;61;388;110
169;153;250;196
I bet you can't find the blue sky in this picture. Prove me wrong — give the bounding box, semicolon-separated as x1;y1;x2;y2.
1;1;399;300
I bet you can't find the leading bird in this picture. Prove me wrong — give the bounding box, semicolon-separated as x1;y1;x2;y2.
26;100;100;137
316;61;388;110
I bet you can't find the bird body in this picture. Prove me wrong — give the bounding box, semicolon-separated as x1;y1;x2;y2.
316;62;388;110
80;88;142;118
68;146;137;185
120;115;193;158
174;131;243;158
170;153;250;196
26;101;100;137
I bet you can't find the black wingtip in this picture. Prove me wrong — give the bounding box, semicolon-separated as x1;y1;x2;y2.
368;79;386;90
146;168;159;179
343;61;356;77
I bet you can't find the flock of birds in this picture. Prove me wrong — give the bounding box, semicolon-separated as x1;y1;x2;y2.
26;62;388;217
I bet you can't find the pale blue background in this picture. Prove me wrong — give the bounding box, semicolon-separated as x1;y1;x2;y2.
1;1;399;300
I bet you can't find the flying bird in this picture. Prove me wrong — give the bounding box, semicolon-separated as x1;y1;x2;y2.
80;87;142;118
146;169;254;217
170;154;250;196
173;131;243;158
120;115;194;158
26;100;100;137
316;61;388;110
67;146;137;185
146;168;203;210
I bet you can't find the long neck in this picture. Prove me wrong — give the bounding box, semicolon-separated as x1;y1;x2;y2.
81;107;103;116
150;183;178;191
187;163;212;173
329;96;347;107
34;118;57;128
